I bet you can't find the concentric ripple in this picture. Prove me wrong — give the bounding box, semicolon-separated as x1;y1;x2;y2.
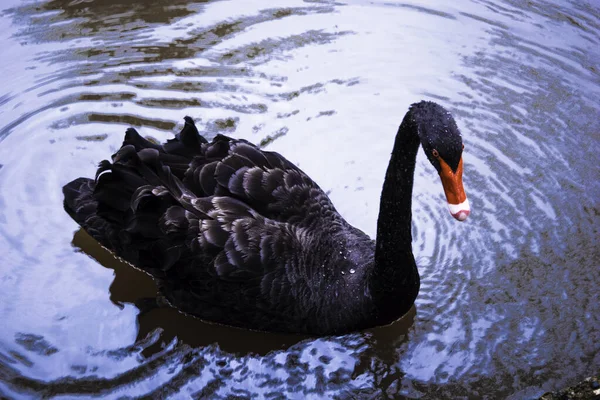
0;0;598;399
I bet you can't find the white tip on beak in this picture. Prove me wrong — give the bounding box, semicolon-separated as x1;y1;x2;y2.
448;198;470;221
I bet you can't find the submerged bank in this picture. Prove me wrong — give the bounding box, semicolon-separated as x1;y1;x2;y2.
540;374;600;400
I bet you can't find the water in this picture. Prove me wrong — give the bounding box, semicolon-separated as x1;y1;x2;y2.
0;0;598;398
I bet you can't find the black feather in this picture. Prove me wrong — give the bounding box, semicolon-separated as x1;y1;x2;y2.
123;127;162;151
202;220;228;247
63;103;460;334
198;161;218;196
160;206;189;234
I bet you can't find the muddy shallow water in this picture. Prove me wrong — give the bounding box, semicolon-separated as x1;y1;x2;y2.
0;0;598;399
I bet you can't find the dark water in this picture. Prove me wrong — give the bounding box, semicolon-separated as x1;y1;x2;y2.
0;0;598;398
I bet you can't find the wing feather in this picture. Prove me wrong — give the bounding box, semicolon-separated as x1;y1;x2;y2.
65;116;360;332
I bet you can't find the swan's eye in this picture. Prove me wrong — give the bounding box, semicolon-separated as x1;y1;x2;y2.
462;144;465;150
432;149;440;158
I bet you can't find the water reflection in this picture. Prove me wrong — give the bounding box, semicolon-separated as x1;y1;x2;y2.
0;0;598;398
72;229;314;356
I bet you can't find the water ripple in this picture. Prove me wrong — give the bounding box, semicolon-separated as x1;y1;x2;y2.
0;0;598;399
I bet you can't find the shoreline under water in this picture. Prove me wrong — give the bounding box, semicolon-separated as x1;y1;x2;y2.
540;374;600;400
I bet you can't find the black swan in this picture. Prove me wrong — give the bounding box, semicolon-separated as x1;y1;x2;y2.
63;101;469;335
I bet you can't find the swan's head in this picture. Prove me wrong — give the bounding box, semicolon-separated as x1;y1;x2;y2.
411;101;470;221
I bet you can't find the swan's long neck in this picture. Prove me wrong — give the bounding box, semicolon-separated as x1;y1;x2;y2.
370;113;421;320
376;116;419;252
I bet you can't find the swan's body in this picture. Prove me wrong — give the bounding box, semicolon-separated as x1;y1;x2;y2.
63;101;469;335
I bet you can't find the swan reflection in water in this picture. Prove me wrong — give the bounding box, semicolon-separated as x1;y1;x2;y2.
71;228;417;358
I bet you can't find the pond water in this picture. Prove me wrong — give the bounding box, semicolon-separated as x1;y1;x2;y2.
0;0;598;398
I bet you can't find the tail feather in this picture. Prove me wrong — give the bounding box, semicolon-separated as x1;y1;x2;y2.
63;177;121;251
123;127;162;152
62;177;96;225
63;118;227;275
163;116;207;157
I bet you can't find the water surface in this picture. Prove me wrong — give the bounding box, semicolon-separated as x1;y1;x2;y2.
0;0;598;398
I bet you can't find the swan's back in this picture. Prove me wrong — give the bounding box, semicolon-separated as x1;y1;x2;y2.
63;118;376;334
